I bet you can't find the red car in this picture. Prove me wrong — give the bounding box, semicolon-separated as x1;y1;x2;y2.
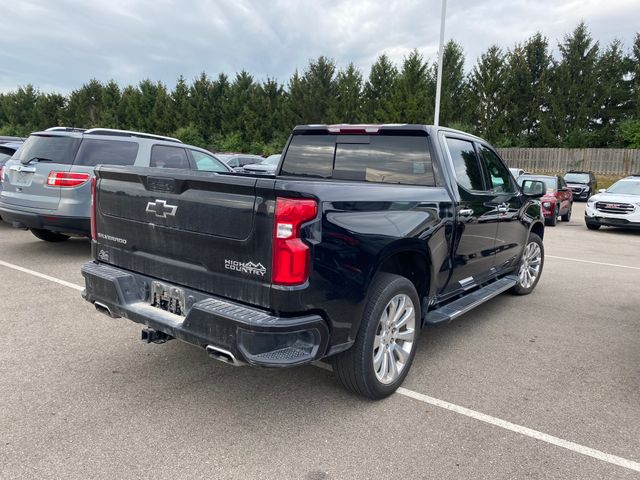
518;175;573;226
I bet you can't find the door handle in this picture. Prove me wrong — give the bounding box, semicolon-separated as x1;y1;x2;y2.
459;208;474;217
496;203;509;213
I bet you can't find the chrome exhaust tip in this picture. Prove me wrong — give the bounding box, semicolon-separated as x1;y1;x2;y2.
94;301;118;318
206;345;242;367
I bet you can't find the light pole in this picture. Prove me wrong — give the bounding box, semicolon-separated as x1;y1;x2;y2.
433;0;447;126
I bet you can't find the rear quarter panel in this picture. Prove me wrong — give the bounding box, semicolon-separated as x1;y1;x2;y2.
271;178;454;347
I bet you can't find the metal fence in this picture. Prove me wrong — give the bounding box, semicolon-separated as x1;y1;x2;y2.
497;148;640;176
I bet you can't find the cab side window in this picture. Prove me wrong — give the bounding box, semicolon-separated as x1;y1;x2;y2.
478;145;515;193
445;138;485;191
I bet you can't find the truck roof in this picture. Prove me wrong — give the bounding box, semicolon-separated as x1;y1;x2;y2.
292;124;484;141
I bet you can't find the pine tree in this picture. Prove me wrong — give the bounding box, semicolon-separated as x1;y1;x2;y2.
394;49;430;123
632;33;640;116
301;56;337;123
101;80;121;128
333;63;363;123
594;40;633;146
548;22;601;147
171;75;191;129
363;54;399;122
503;33;553;146
433;41;467;127
467;45;507;143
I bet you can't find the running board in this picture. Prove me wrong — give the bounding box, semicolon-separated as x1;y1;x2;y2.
423;275;518;325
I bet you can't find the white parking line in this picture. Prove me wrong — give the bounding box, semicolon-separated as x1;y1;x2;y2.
397;388;640;473
2;259;640;474
547;255;640;271
0;259;84;291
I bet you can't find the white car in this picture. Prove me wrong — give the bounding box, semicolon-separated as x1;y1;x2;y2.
509;167;526;179
584;175;640;230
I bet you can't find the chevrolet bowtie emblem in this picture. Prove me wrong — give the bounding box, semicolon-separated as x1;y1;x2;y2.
146;199;177;218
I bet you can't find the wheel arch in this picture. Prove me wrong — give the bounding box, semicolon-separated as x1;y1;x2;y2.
529;220;544;240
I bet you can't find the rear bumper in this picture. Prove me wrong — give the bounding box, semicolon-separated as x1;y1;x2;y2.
0;203;89;235
81;261;330;367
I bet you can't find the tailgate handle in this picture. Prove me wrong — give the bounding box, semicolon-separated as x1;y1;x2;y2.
146;176;177;193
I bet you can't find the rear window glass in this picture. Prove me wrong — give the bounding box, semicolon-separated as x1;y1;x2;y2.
74;139;139;167
150;145;190;169
280;135;336;178
334;136;434;185
16;135;81;165
281;134;435;186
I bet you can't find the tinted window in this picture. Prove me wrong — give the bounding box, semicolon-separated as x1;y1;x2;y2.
518;176;556;192
564;173;590;183
15;135;80;165
334;136;434;186
74;139;139;167
446;138;485;191
191;150;228;172
150;145;190;169
280;135;335;178
479;146;515;193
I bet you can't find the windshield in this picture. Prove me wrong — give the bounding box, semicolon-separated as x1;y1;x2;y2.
263;155;280;166
564;173;590;183
17;134;81;164
606;179;640;196
518;176;556;192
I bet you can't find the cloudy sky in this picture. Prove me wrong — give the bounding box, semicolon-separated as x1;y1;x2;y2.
1;0;639;93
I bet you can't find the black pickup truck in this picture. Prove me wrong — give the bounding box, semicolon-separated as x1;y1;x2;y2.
82;125;546;399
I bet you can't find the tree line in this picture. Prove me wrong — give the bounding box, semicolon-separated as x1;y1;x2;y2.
1;22;639;154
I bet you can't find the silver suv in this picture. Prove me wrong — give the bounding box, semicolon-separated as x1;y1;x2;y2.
0;127;232;242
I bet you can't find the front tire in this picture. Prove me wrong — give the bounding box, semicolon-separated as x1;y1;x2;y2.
510;232;544;295
30;228;70;242
545;206;558;226
586;222;601;230
332;273;420;400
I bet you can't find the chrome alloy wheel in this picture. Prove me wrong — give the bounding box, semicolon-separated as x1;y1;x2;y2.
372;293;416;385
518;241;542;289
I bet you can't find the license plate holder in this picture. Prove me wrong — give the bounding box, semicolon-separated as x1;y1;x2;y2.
150;281;186;316
10;170;34;187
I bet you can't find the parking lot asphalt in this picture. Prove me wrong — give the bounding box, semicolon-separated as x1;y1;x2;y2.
1;202;639;479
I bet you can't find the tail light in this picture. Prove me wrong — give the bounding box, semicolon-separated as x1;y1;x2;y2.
90;176;97;240
272;197;318;286
0;166;4;183
47;171;90;187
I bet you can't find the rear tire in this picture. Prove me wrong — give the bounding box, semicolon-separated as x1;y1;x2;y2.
332;273;420;400
30;228;70;242
561;204;572;222
510;232;544;296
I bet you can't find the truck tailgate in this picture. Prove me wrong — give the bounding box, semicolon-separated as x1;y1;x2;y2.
94;166;276;308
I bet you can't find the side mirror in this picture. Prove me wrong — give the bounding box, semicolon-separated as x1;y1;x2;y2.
598;188;606;193
521;179;545;198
